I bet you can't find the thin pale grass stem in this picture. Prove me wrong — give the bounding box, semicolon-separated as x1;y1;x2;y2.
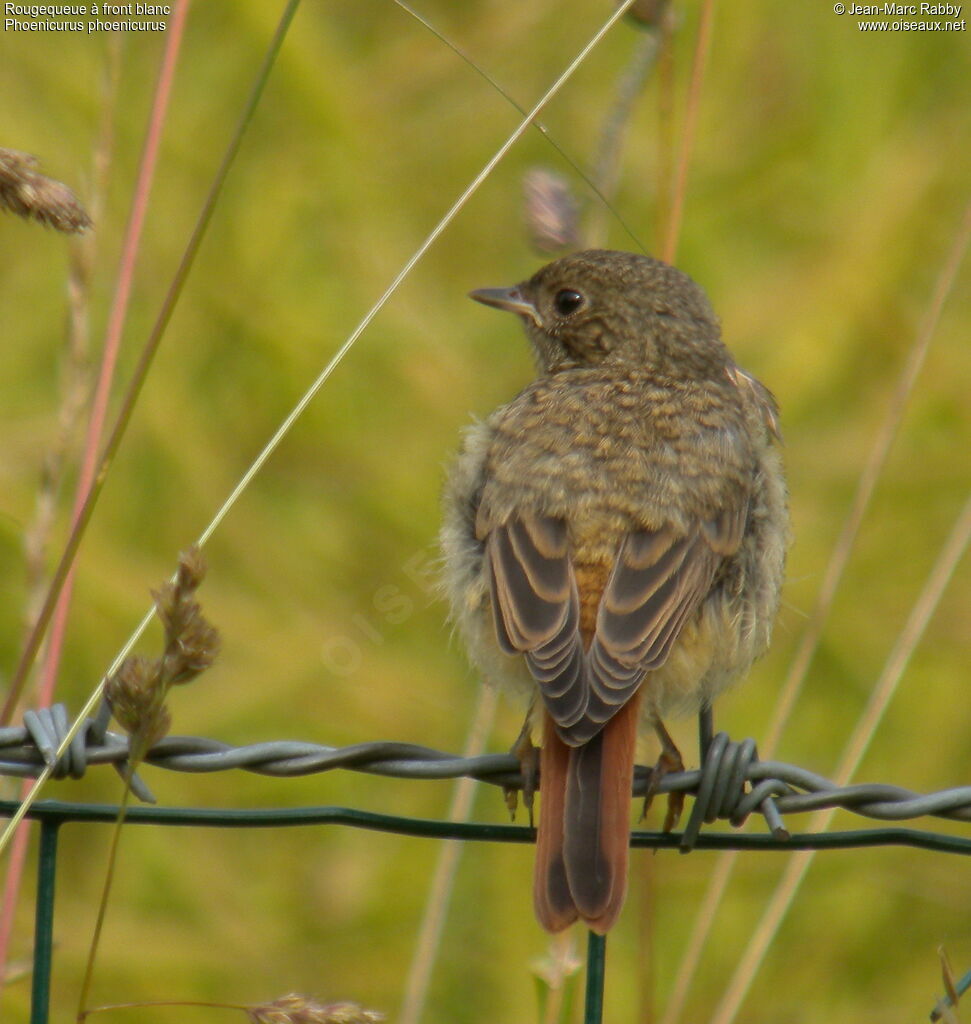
540;937;566;1024
653;11;676;254
659;198;971;1024
75;778;134;1022
193;0;637;556
640;3;715;1017
20;40;121;640
0;38;123;991
763;197;971;757
23;213;99;630
0;0;192;726
392;0;647;253
587;30;661;249
0;233;96;985
398;686;498;1024
38;17;179;707
533;932;581;1024
82;999;251;1019
660;0;715;264
0;840;30;991
1;15;185;975
0;0;301;854
0;608;155;856
1;0;297;727
0;0;637;856
658;850;736;1024
637;854;656;1024
708;489;971;1024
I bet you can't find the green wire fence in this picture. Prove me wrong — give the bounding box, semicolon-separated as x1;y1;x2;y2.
3;709;970;1023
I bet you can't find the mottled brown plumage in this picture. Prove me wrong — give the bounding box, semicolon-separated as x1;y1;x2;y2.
441;250;787;933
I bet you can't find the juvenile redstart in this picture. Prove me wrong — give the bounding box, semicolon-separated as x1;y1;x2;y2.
441;250;787;933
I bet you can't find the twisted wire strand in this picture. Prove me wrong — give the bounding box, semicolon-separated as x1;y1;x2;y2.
2;709;969;834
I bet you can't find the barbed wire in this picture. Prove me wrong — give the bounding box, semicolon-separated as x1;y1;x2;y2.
1;704;969;855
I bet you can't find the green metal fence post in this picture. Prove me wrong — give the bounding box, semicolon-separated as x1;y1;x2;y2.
31;818;60;1024
584;931;606;1024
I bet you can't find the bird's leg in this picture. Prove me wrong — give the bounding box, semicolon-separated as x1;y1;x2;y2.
698;703;714;762
505;701;540;826
641;718;685;832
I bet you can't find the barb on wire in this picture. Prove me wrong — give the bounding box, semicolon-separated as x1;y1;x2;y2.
1;710;969;837
931;956;971;1023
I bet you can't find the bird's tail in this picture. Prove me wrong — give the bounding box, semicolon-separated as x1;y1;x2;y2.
534;695;640;934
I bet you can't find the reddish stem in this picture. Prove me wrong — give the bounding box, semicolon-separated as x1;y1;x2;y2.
661;0;715;264
39;0;191;708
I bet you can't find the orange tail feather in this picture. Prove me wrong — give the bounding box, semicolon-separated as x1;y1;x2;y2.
534;713;578;932
534;695;640;934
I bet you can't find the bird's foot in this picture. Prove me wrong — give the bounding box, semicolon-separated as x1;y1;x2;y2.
641;719;685;832
504;713;539;826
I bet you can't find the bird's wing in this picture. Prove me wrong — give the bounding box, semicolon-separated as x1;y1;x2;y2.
486;516;587;730
579;527;720;741
485;506;746;746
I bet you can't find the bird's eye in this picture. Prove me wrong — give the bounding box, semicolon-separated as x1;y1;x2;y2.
553;288;584;316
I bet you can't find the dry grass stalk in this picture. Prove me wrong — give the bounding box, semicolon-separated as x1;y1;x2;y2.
532;933;583;1024
523;168;581;253
0;148;91;233
247;993;385;1024
105;546;220;764
82;993;384;1023
77;546;219;1022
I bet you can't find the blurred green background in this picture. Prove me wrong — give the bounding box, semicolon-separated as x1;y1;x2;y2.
0;2;969;1021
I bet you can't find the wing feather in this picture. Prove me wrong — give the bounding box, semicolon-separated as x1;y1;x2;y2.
487;526;570;652
484;502;747;746
486;517;588;728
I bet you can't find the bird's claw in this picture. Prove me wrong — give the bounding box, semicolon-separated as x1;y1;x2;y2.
504;717;539;826
641;721;685;832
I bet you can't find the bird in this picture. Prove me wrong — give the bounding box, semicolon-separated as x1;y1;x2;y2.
440;249;787;934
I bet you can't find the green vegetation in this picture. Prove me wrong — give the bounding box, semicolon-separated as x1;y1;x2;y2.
0;3;968;1021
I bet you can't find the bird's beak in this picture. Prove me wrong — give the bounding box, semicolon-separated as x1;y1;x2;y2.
468;286;541;326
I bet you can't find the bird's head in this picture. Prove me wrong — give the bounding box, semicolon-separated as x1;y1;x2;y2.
470;249;728;378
